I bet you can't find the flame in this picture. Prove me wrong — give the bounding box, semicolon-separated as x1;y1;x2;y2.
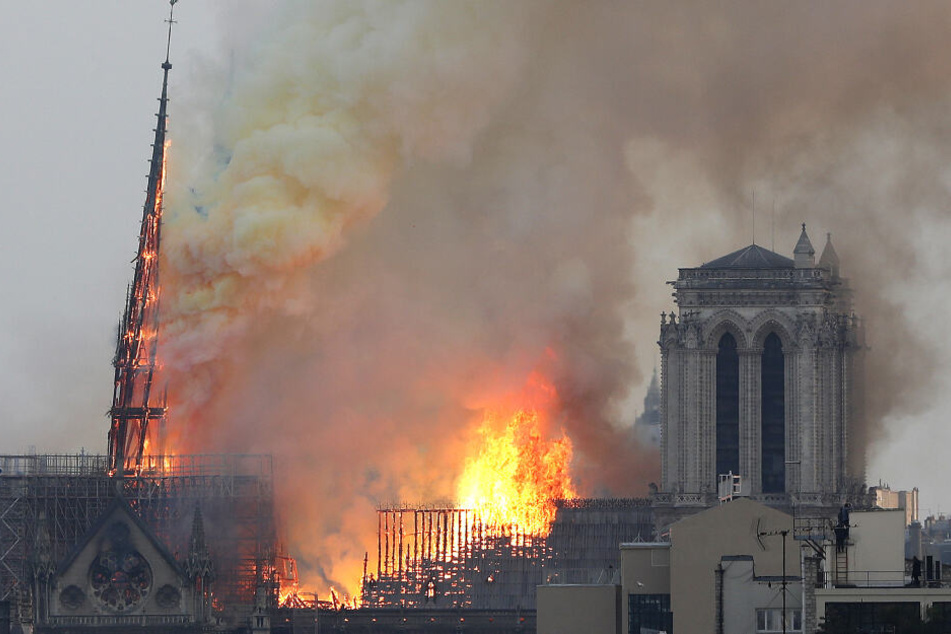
279;584;310;609
330;587;360;610
456;373;576;537
278;586;298;608
278;586;360;610
276;554;364;610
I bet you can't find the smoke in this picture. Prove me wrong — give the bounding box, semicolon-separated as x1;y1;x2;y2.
161;0;951;591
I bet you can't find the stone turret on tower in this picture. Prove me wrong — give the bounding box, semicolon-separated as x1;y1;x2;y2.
634;368;662;447
819;233;840;279
794;223;816;268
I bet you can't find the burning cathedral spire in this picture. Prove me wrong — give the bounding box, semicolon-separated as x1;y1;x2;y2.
107;3;176;476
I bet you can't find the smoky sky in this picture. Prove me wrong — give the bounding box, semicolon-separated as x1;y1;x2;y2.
6;0;951;592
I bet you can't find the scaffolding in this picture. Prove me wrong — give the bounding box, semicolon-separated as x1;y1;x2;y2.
546;497;655;583
364;507;550;610
363;498;654;610
0;454;277;612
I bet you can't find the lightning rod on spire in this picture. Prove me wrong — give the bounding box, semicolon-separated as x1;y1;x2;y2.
165;1;178;67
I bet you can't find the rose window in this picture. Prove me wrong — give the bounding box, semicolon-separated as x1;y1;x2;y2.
88;522;153;612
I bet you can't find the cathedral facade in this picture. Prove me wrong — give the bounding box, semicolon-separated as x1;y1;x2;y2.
655;226;865;518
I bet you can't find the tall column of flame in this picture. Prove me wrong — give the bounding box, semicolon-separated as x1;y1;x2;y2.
456;374;576;538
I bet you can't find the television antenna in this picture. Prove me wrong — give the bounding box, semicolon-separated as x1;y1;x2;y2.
758;528;791;634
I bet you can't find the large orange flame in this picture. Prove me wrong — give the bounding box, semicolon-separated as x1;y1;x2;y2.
457;374;576;537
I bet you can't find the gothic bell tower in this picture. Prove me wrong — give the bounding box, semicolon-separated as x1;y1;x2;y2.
655;226;865;519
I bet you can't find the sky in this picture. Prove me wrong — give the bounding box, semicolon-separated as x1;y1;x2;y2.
0;1;263;453
0;3;211;452
5;1;951;588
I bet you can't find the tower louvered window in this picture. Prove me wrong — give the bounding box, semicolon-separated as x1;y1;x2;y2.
761;333;785;493
716;333;740;482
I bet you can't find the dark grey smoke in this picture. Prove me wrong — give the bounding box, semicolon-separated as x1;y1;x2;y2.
163;0;951;590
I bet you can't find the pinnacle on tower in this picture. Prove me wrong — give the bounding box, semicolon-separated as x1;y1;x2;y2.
645;367;660;409
794;223;815;269
185;506;215;582
184;505;216;623
819;232;840;278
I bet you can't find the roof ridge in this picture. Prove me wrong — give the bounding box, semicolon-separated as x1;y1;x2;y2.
701;243;794;270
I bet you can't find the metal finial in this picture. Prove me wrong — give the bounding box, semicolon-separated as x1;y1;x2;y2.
771;197;775;251
751;187;755;245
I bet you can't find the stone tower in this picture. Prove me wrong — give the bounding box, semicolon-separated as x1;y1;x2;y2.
654;226;865;521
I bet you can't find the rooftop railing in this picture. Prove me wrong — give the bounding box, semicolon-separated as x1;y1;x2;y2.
823;570;911;589
0;453;272;478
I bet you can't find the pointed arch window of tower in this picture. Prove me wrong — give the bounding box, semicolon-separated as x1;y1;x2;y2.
716;333;740;483
761;333;785;493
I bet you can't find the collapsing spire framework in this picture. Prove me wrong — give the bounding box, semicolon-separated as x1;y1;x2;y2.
107;7;175;476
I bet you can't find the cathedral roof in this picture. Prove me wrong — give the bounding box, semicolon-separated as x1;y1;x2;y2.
700;244;794;270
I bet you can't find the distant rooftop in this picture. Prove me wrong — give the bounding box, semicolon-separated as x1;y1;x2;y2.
700;244;794;270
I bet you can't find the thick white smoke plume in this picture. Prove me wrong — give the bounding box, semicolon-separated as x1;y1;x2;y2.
163;0;951;591
164;0;652;592
164;0;537;373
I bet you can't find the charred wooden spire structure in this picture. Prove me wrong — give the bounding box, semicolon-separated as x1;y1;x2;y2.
108;2;177;476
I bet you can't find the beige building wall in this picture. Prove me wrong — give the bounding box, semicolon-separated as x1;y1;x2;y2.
823;509;905;587
850;509;905;582
620;543;671;625
536;584;620;634
872;486;919;526
670;498;796;634
720;556;803;634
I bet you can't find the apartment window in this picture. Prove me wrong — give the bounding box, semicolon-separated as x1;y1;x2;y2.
756;608;802;633
930;602;951;627
630;594;672;634
823;602;921;632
